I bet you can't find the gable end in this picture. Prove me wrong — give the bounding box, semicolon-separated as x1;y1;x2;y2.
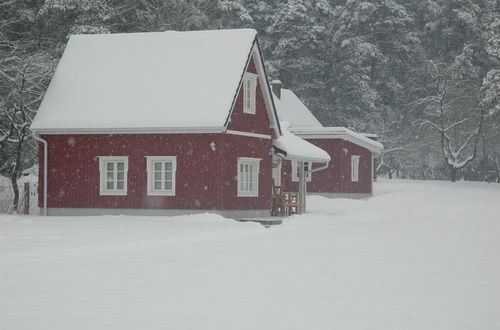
224;39;281;138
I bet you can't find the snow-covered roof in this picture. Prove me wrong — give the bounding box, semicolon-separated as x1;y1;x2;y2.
272;89;323;128
272;86;383;154
360;133;378;139
31;29;261;132
273;124;331;163
291;127;384;155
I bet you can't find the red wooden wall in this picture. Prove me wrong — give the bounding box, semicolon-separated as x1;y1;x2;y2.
281;139;373;194
39;134;222;209
221;134;272;210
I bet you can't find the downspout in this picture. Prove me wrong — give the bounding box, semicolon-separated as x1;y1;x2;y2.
308;161;330;174
371;154;374;195
298;161;306;214
33;132;48;216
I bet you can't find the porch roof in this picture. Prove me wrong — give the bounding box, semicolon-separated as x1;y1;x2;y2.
272;124;330;163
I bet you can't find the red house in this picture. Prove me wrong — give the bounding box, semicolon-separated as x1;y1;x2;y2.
30;29;330;217
270;81;384;198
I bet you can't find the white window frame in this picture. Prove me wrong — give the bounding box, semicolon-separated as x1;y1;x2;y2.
291;161;312;182
99;156;128;196
351;155;360;182
146;156;177;196
243;72;257;114
237;157;261;197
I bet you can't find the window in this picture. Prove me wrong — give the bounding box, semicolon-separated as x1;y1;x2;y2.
243;73;257;114
146;156;177;196
99;156;128;195
291;161;312;182
237;157;261;197
351;155;360;182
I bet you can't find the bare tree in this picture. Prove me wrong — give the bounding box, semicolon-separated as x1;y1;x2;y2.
412;58;487;182
0;52;54;212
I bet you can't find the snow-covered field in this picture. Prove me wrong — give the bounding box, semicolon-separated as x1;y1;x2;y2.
1;179;499;330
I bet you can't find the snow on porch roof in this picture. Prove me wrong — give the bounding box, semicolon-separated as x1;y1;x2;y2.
273;124;331;163
31;29;258;132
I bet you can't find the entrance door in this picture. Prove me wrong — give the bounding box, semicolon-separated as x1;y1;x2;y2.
272;157;282;186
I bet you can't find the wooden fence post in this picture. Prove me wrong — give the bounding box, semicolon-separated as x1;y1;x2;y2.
23;182;30;215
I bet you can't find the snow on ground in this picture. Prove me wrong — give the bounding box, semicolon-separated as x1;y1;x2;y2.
1;179;499;330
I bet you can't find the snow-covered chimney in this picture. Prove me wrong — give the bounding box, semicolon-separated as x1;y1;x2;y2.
271;80;282;99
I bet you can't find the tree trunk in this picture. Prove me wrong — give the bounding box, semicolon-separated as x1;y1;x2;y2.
11;174;19;212
23;182;30;215
10;137;24;212
450;167;457;183
494;162;500;183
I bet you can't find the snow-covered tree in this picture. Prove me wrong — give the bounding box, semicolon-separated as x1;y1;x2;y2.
0;52;54;211
37;0;113;52
265;0;331;119
326;0;419;130
411;51;487;182
0;0;55;211
0;0;497;187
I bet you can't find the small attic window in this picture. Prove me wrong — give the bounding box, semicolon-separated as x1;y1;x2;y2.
243;73;257;114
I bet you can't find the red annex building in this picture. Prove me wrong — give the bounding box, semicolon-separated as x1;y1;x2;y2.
271;81;384;198
31;29;332;217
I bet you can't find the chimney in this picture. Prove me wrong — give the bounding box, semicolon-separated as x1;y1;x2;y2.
271;80;282;99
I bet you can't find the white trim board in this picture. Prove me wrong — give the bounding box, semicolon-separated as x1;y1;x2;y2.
31;126;225;135
291;128;384;155
225;130;271;139
251;43;282;137
33;128;273;139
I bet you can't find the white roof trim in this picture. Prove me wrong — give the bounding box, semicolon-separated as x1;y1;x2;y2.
252;43;282;137
31;127;225;135
226;130;271;139
291;127;384;155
